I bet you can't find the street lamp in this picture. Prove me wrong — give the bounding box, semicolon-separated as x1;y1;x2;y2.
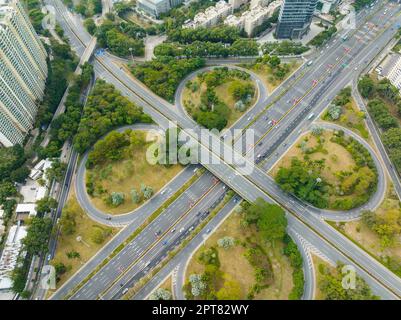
129;47;134;63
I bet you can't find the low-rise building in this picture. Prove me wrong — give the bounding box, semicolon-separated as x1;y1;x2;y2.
0;224;27;295
378;53;401;90
16;203;37;218
225;0;281;36
183;0;233;28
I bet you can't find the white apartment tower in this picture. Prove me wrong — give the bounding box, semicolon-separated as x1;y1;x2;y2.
0;0;48;147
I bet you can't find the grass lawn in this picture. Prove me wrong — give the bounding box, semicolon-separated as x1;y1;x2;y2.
270;131;356;183
312;255;336;300
334;183;401;262
86;130;183;215
322;97;370;141
159;275;172;292
270;130;378;209
48;186;119;293
182;73;257;128
246;60;302;93
184;210;294;300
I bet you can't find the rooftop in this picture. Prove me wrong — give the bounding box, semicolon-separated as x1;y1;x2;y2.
0;224;27;291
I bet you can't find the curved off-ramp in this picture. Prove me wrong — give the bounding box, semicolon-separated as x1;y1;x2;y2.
74;123;199;227
174;65;269;129
267;121;386;222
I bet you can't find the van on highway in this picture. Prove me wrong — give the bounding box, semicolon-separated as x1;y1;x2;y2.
307;113;315;120
122;288;129;295
307;60;313;66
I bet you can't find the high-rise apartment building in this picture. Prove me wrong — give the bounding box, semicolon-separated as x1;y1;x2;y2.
275;0;318;39
0;0;48;147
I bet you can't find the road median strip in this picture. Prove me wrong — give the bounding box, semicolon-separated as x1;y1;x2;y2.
62;168;205;299
121;192;235;300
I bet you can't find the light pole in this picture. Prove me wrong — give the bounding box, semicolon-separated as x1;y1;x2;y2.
129;47;134;63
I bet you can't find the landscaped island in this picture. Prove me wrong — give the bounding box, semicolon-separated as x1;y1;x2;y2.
182;67;257;130
85;129;182;215
271;128;378;210
183;199;304;300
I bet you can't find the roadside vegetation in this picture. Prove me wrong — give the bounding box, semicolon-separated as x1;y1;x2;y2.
353;0;376;11
63;0;102;18
0;145;27;230
262;41;310;56
36;40;78;129
72;79;151;153
10;195;58;295
183;198;304;300
38;63;94;159
183;67;256;130
322;87;369;139
48;196;117;289
93;18;145;57
131;57;205;102
85;129;182;214
167;25;242;44
154;39;259;59
333;183;401;280
315;260;379;300
149;276;173;300
242;55;300;92
358;75;401;175
272;129;378;210
308;26;337;47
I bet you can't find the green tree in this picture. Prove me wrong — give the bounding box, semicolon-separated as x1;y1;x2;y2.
36;197;58;216
358;75;375;98
254;200;287;242
23;217;53;255
45;160;67;183
84;18;97;35
59;206;77;235
275;158;329;208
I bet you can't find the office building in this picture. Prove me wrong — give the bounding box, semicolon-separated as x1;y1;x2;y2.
0;0;48;147
137;0;184;17
275;0;318;39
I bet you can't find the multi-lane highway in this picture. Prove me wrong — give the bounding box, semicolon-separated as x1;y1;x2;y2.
47;0;401;300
